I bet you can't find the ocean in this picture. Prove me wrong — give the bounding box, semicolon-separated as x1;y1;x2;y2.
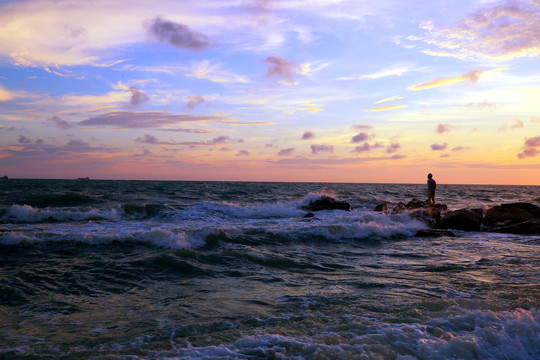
0;179;538;359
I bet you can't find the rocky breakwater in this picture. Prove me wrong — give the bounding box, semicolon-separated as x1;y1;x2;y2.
374;199;540;235
433;202;540;235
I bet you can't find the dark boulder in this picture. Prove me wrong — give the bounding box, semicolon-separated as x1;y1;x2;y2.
410;207;443;227
303;212;315;218
436;208;483;232
485;219;540;235
373;203;389;212
483;203;540;234
392;202;406;214
405;198;428;209
301;195;351;212
484;203;540;227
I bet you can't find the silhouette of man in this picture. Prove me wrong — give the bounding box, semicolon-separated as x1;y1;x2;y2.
427;173;436;206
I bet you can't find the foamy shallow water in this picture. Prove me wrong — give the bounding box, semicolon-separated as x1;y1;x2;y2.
1;180;539;359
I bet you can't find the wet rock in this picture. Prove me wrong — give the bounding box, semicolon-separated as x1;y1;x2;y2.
410;208;443;227
303;212;315;218
436;208;483;232
405;198;427;209
373;203;388;212
392;202;406;214
301;195;351;212
484;219;540;235
482;203;540;234
415;229;455;237
484;203;540;227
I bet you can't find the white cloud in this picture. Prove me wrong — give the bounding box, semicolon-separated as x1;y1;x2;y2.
188;60;249;83
410;0;540;61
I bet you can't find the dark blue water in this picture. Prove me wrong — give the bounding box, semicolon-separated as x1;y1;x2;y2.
1;180;539;359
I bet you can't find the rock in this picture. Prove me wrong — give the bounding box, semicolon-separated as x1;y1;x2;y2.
405;198;427;209
301;195;351;212
484;203;540;227
303;212;315;218
415;229;455;237
373;203;388;212
410;207;443;227
482;202;540;234
392;202;406;214
436;208;483;232
485;219;540;235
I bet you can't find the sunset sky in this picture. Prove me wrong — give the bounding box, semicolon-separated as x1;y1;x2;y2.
1;0;539;184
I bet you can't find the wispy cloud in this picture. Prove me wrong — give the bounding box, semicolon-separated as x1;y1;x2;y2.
499;118;524;131
431;143;448;151
236;150;250;156
353;124;374;130
436;124;452;134
311;144;334;154
45;116;75;130
517;135;540;159
146;17;214;52
262;56;299;86
351;132;373;143
128;87;149;107
278;148;295;156
18;135;31;144
79;111;232;128
352;142;384;153
135;134;241;147
365;105;407;112
413;0;540;61
466;100;497;111
338;64;421;81
0;86;16;101
386;142;401;154
185;95;206;110
187;60;250;83
375;96;403;104
302;131;315;140
408;70;484;91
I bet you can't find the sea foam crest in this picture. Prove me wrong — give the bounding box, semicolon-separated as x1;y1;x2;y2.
0;227;208;250
133;309;538;359
2;204;121;223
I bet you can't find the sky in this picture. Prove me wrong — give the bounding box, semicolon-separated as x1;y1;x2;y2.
0;0;539;185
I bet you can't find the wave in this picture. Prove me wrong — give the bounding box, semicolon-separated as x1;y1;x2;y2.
25;308;533;359
1;204;122;223
0;227;210;250
141;309;539;359
0;212;428;251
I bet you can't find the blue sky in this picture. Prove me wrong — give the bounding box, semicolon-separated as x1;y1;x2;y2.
1;0;539;184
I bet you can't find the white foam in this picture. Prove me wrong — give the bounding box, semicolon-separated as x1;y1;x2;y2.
136;309;539;359
3;204;120;223
0;225;208;250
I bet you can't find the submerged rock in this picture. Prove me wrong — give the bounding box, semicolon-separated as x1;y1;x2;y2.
373;203;389;212
436;208;483;232
301;195;351;212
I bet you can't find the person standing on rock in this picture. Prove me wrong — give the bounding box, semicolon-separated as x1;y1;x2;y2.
427;173;436;206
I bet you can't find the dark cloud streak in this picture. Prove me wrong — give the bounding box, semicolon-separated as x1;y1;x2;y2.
147;17;214;52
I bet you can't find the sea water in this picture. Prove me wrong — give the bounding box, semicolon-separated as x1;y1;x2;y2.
0;179;538;359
